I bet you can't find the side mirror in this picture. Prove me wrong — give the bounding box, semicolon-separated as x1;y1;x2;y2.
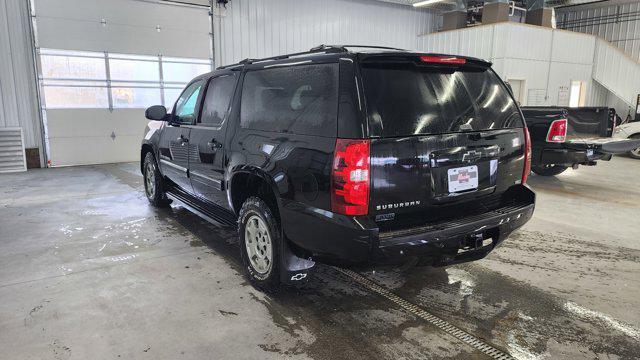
145;105;168;121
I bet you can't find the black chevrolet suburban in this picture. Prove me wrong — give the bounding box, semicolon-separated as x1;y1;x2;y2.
140;45;536;289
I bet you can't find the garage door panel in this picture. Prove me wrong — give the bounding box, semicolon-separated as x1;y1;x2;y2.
35;0;211;166
34;0;209;33
48;134;143;167
46;109;148;138
37;17;210;58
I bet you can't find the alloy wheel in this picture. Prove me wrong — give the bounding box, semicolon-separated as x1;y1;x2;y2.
244;214;273;274
145;161;156;199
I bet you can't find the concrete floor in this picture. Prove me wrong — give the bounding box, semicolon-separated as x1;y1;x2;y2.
0;157;639;359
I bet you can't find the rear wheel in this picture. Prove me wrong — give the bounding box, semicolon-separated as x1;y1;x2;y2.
143;152;170;207
532;165;568;176
238;197;282;291
628;134;640;159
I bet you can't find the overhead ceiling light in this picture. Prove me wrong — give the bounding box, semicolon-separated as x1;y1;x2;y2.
412;0;446;7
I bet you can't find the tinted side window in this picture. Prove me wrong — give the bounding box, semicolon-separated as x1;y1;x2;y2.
200;74;237;127
240;63;338;137
174;80;204;124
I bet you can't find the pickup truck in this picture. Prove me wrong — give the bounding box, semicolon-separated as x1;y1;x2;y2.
520;106;640;176
141;45;536;290
612;120;640;159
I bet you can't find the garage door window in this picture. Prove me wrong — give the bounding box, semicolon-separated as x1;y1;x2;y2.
40;49;109;108
39;49;211;109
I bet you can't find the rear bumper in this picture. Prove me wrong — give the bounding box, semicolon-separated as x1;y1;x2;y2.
539;148;608;166
374;201;534;264
282;185;535;266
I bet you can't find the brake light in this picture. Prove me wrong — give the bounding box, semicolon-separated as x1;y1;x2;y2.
420;55;466;65
522;126;532;184
546;119;568;143
331;139;370;216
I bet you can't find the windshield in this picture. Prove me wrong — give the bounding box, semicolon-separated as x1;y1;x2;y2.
361;63;523;137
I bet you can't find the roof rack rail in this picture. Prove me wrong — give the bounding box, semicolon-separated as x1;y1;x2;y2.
314;44;409;52
216;46;344;70
216;44;408;70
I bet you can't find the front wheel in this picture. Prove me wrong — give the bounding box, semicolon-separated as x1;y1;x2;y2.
628;134;640;159
238;197;282;291
143;152;170;207
532;165;568;176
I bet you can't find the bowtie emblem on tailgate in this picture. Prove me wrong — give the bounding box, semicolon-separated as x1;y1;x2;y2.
462;150;482;163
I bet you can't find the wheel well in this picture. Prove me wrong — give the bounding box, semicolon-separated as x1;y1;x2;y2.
230;173;280;221
140;144;153;174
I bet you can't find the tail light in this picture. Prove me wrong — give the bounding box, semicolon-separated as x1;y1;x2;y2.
331;139;370;216
522;126;532;184
546;119;568;143
420;55;466;65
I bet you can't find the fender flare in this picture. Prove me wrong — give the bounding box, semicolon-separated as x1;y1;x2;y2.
140;140;158;174
226;166;284;216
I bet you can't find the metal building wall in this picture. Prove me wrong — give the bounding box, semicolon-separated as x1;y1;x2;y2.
419;23;603;107
557;1;640;61
212;0;436;66
0;0;43;158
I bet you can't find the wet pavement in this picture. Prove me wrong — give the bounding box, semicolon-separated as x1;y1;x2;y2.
0;157;639;359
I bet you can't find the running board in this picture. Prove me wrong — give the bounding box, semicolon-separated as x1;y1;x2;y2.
166;188;237;228
166;187;316;285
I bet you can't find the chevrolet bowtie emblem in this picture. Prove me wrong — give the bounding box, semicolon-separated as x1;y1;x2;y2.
462;150;482;163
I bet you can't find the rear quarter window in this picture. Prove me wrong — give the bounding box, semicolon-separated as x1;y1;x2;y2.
240;63;339;137
362;64;523;137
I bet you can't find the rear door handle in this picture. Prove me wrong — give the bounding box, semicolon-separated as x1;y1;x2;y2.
208;139;223;150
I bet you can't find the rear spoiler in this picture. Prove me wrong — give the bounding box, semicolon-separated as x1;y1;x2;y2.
358;52;492;69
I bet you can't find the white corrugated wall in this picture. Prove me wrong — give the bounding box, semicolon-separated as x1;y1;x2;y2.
0;0;43;163
212;0;436;67
557;2;640;62
420;22;639;117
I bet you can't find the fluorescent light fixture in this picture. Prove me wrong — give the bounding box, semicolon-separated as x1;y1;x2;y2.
413;0;446;7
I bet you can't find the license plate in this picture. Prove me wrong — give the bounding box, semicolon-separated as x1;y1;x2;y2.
586;149;594;157
448;165;479;193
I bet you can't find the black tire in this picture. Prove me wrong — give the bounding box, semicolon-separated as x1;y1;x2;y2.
628;134;640;160
143;152;170;207
532;165;568;176
238;197;282;291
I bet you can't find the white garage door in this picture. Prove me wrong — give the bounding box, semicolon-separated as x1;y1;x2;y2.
33;0;212;167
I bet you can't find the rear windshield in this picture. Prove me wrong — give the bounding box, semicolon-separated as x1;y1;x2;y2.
361;63;523;137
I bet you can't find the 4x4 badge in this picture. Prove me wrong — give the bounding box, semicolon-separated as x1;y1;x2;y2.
462;150;482;163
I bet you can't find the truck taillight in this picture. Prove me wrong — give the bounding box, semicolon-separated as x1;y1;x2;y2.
546;119;568;143
331;139;370;216
523;126;532;184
